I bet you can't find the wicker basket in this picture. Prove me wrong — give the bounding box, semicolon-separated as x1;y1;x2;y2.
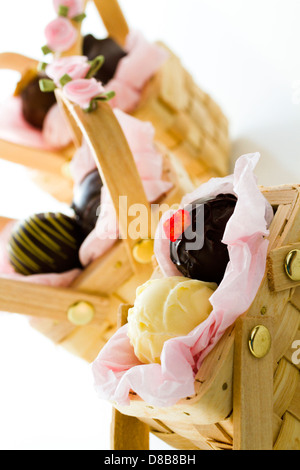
0;0;229;202
111;184;300;451
0;93;196;363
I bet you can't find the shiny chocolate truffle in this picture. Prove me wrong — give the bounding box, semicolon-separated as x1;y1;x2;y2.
20;73;56;129
83;35;127;85
170;194;237;285
8;213;85;275
71;170;103;237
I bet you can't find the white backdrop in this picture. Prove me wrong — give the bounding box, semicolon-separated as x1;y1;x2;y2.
0;0;299;450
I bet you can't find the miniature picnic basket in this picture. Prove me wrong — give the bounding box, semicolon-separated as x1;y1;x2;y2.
0;87;197;363
0;0;230;203
108;184;300;451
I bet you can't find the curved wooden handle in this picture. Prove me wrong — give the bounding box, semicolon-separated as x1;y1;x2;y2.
55;90;152;273
0;277;114;326
93;0;129;46
0;53;38;75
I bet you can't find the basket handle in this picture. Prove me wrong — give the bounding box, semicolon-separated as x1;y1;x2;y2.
55;89;152;274
92;0;130;47
0;277;114;325
0;53;38;76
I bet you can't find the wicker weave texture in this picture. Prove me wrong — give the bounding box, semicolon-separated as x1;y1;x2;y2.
133;45;230;186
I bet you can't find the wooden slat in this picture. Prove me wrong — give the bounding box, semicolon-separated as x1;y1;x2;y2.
193;423;233;446
273;358;299;418
200;136;228;176
233;315;274;450
0;52;38;75
260;185;298;207
111;409;150;450
151;431;201;450
245;274;291;320
280;187;300;245
93;0;129;47
111;303;150;450
266;204;291;251
0;138;71;176
55;92;153;278
0;277;112;326
71;242;133;295
273;412;300;450
159;54;189;113
287;380;300;421
272;413;284;446
273;301;300;364
268;242;300;292
283;330;300;371
30;168;74;204
291;287;300;312
29;317;75;344
60;321;115;362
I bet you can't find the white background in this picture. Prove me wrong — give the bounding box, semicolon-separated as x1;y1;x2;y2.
0;0;299;450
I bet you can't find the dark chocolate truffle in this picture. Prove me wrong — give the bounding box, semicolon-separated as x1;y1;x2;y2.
20;73;56;129
170;194;237;285
71;170;103;237
83;35;127;85
8;213;85;276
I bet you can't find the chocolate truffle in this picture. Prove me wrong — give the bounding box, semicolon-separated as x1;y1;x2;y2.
8;213;85;276
20;73;56;129
71;170;103;237
170;194;237;285
83;35;127;85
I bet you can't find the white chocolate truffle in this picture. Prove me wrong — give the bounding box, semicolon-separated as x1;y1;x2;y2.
127;277;217;364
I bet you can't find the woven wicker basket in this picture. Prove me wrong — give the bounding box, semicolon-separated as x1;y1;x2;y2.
111;184;300;451
0;0;229;202
132;46;230;186
0;94;196;363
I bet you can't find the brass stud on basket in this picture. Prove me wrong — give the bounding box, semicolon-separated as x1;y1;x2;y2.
132;239;154;264
285;249;300;281
67;301;95;326
248;325;272;359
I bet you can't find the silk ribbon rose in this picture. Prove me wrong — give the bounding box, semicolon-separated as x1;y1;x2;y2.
53;0;84;18
46;56;91;86
45;17;78;53
63;78;106;109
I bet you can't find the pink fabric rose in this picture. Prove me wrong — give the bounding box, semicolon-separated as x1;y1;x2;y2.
53;0;84;19
45;17;78;53
63;78;106;109
46;56;91;86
